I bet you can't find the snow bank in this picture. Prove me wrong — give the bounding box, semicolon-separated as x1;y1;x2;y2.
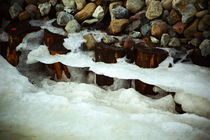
0;56;210;140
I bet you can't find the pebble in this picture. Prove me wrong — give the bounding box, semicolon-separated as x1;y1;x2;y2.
92;5;104;19
38;2;51;16
109;2;123;20
125;20;141;32
55;4;64;12
203;31;210;39
196;10;208;18
75;0;86;11
189;38;201;47
75;3;97;22
83;33;96;50
146;0;163;20
126;0;145;13
167;9;181;25
65;19;81;33
198;15;210;32
112;6;129;19
25;4;37;16
169;37;181;47
102;34;117;44
172;22;187;35
150;36;159;44
199;39;210;56
181;4;197;24
161;33;170;47
161;0;172;10
109;19;129;34
184;19;199;38
9;2;23;19
129;31;141;38
18;11;30;21
57;11;74;26
62;0;75;9
140;24;151;37
82;18;98;25
151;21;168;39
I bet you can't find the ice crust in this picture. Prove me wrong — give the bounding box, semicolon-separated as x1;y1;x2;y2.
0;56;210;140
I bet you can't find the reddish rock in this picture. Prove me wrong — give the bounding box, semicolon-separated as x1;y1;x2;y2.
129;10;145;22
18;11;30;21
172;22;187;34
124;39;135;49
109;19;129;34
151;21;168;39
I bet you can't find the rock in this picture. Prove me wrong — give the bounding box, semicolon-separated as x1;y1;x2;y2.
112;6;129;19
181;4;197;24
189;38;201;47
102;34;117;44
199;39;210;56
129;10;145;21
126;0;144;14
75;0;86;11
109;2;123;20
55;4;64;12
141;23;151;37
38;2;51;16
0;31;9;42
167;9;181;25
25;4;37;16
65;19;80;33
169;37;180;47
151;21;168;39
150;36;159;44
172;0;196;12
172;22;187;34
129;31;141;38
109;19;129;34
146;0;163;20
161;0;172;10
83;33;96;50
92;5;104;19
184;19;199;38
62;0;75;9
18;11;30;21
161;33;170;47
9;2;23;19
203;31;210;39
125;20;141;32
198;15;210;31
57;11;74;26
82;18;98;25
161;10;169;21
196;10;208;18
74;3;97;22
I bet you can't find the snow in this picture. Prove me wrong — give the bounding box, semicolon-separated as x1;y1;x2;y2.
0;56;210;140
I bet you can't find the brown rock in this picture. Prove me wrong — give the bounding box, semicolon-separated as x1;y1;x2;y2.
172;22;187;34
83;34;96;50
109;19;129;34
18;11;30;21
74;3;97;22
151;21;168;39
198;15;210;31
167;9;181;25
184;19;199;38
124;39;135;49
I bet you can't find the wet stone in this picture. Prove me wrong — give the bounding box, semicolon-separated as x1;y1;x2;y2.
126;0;145;14
38;2;51;16
57;11;74;26
161;33;170;47
112;6;129;19
141;24;151;37
199;39;210;57
9;2;23;19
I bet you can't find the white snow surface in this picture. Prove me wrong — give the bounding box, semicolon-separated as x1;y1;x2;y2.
0;56;210;140
26;30;210;100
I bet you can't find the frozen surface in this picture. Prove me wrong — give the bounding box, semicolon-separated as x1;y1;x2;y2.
27;44;210;100
0;56;210;140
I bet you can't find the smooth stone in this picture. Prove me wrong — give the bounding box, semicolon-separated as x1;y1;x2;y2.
189;38;201;47
146;0;163;20
125;20;141;32
151;21;168;39
203;31;210;39
150;36;159;44
181;4;197;24
109;19;129;34
126;0;144;13
198;15;210;31
65;19;80;33
140;23;151;37
18;11;30;21
62;0;75;9
25;4;37;16
199;39;210;56
112;5;129;19
82;18;98;25
83;33;96;50
161;33;170;47
169;37;181;47
9;2;23;19
92;5;104;19
184;19;199;38
172;22;187;35
161;0;172;10
167;9;181;25
38;2;51;16
75;0;86;11
129;31;141;38
57;11;74;26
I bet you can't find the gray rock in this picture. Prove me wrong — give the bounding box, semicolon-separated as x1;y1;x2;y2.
199;39;210;56
57;11;74;26
161;33;170;47
169;37;180;47
140;24;151;37
203;31;210;39
92;5;104;19
55;4;64;12
146;0;163;20
126;0;144;13
125;20;141;32
65;19;80;33
161;0;172;10
9;2;23;19
196;10;208;18
112;6;129;19
161;10;169;21
150;36;159;44
189;38;201;47
62;0;75;9
198;15;210;31
129;31;141;38
172;0;196;12
181;4;197;24
109;1;123;20
38;2;51;16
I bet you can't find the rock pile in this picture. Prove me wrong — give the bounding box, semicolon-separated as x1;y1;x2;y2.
0;0;210;67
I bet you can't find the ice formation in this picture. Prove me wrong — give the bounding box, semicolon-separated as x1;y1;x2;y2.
0;56;210;140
